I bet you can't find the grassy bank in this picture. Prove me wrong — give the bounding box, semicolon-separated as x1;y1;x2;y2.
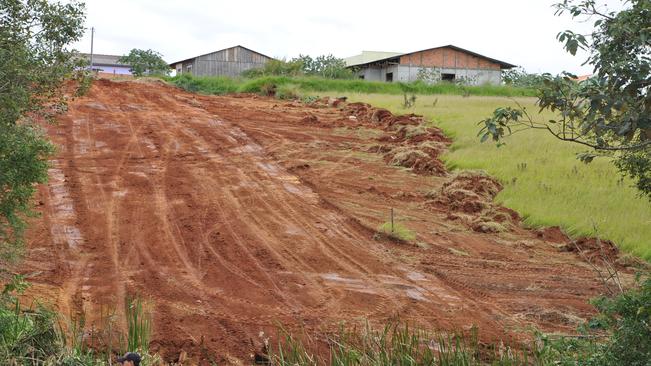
167;74;537;97
326;93;651;260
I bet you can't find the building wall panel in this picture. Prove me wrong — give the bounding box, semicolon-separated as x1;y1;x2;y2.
399;47;501;70
176;46;272;77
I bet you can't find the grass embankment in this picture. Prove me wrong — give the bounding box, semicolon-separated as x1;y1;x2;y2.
330;93;651;260
167;74;537;97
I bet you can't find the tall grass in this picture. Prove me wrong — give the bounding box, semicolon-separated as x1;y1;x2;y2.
125;297;152;355
0;276;156;365
377;222;416;242
166;74;536;97
268;323;539;366
328;93;651;260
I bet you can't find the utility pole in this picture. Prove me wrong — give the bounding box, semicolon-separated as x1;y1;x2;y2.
89;27;95;72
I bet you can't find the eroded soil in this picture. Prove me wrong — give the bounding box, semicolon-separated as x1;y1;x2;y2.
22;79;635;364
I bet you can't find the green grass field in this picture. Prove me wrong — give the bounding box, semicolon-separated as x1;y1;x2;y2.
322;93;651;260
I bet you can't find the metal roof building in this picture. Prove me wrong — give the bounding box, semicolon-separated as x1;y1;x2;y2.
169;45;273;77
346;45;516;85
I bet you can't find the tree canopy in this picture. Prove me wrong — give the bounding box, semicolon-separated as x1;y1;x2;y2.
118;48;170;77
0;0;86;259
479;0;651;199
242;54;353;79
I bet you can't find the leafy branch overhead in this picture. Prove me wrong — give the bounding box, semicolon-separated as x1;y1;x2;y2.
0;0;86;259
479;0;651;199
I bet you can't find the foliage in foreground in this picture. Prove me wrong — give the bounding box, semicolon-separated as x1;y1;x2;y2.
0;276;157;365
167;74;536;97
2;271;648;365
0;0;87;259
479;0;651;199
118;49;170;77
269;323;534;366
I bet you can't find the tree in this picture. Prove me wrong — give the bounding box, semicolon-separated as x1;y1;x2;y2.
501;67;547;88
118;49;170;77
303;54;352;79
0;0;86;259
242;54;353;79
479;0;651;199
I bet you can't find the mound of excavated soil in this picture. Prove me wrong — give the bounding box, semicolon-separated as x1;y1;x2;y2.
383;144;447;176
341;102;424;127
427;171;518;232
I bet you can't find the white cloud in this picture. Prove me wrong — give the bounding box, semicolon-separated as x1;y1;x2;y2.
72;0;625;75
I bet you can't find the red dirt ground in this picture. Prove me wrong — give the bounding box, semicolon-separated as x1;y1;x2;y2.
22;79;637;364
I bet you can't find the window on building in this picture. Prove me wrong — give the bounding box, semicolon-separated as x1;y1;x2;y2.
385;72;393;82
359;75;365;80
186;64;192;74
442;73;455;82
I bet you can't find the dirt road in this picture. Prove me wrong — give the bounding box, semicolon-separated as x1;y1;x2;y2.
23;79;626;363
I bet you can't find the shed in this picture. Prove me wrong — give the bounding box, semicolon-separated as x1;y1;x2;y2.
347;45;516;85
169;45;273;77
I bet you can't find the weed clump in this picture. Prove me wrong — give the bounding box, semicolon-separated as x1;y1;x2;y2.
376;221;416;242
276;83;300;100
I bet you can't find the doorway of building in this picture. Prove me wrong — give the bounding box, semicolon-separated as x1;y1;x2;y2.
385;72;393;82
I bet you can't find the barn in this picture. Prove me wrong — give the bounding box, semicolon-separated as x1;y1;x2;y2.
169;45;273;77
346;45;516;85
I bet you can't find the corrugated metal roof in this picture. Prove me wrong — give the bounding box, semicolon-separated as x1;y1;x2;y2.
348;45;517;69
169;45;274;66
344;51;403;67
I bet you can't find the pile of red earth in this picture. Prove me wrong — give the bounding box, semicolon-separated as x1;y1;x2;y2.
427;171;519;233
339;102;429;127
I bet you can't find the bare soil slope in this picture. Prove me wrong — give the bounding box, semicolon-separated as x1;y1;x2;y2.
23;79;632;363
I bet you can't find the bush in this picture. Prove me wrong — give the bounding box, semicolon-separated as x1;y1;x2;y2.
242;58;304;78
276;84;300;100
167;74;239;94
168;74;536;98
377;221;416;241
0;276;158;365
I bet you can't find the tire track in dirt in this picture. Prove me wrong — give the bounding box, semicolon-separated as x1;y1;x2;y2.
22;79;632;363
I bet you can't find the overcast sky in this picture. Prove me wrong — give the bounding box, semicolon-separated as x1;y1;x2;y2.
71;0;623;75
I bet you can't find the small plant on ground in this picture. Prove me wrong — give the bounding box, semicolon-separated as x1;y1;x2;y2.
375;207;416;243
125;297;152;356
402;92;417;108
276;83;300;100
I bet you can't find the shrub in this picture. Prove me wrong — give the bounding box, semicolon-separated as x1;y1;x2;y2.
167;74;536;98
377;221;416;241
276;84;300;100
